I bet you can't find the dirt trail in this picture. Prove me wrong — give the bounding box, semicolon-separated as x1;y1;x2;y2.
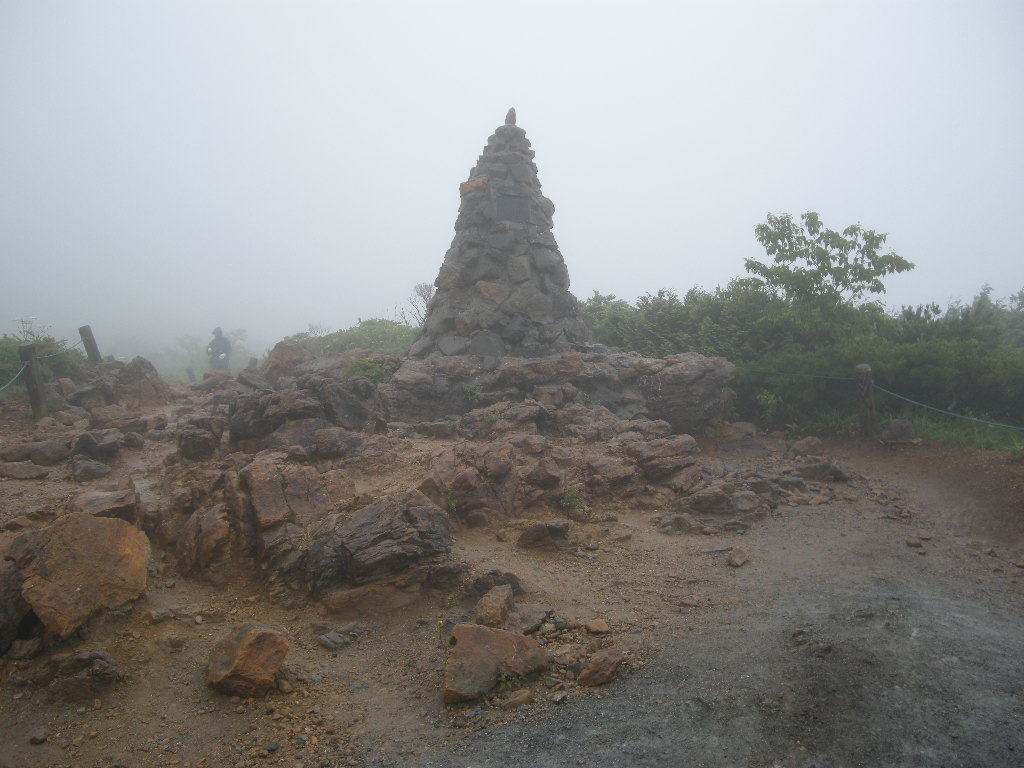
1;426;1022;768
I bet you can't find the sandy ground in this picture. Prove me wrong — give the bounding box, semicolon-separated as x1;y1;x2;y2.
1;408;1022;768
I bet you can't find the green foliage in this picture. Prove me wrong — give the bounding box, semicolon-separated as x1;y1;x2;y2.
0;319;83;396
484;411;501;424
558;487;583;510
580;211;1023;449
343;359;387;384
495;671;527;692
750;212;914;303
288;318;416;357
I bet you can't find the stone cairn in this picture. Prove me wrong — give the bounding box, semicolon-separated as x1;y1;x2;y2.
408;109;592;358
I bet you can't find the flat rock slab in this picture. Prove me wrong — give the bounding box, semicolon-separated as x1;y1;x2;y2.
0;462;49;480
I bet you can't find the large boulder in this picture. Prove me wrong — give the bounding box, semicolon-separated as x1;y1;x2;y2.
442;622;550;703
8;514;150;638
304;490;451;590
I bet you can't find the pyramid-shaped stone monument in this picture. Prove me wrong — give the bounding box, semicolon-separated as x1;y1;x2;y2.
408;109;592;358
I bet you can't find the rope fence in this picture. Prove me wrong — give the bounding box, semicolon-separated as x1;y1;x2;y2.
739;365;1024;435
0;362;29;393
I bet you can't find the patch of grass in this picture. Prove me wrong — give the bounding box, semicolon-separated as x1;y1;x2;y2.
484;411;501;424
558;487;583;510
495;671;527;692
343;358;387;384
908;411;1024;453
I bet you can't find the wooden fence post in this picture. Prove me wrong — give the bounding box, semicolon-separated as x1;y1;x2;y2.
856;363;876;437
186;367;197;383
19;344;47;419
78;325;102;363
247;356;258;371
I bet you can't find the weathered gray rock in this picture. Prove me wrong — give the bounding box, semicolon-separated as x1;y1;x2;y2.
72;429;121;461
46;650;123;699
304;490;451;590
70;455;112;482
0;461;49;480
516;520;570;550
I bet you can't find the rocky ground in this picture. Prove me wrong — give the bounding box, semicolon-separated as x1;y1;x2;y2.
1;370;1022;768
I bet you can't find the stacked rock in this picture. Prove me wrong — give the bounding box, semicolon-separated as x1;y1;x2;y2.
408;110;592;358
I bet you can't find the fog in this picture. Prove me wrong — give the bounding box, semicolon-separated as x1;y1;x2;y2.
2;1;1022;364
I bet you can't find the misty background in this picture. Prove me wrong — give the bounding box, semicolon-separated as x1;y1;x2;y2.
1;0;1022;370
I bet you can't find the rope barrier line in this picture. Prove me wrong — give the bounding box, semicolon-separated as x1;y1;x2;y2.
872;385;1024;433
36;340;84;359
738;367;1024;434
0;362;29;393
738;368;856;382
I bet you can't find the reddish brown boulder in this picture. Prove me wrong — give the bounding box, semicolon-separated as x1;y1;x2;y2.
472;584;515;628
12;514;150;638
206;623;289;697
443;623;549;703
577;648;626;687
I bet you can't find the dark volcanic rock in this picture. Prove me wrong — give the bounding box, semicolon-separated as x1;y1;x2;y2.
305;490;451;591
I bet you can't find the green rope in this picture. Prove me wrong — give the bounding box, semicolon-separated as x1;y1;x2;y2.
872;385;1024;433
738;368;856;382
0;362;29;393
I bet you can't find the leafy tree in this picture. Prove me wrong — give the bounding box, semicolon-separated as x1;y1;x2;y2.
750;212;914;303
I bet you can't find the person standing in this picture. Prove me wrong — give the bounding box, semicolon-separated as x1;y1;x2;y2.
207;327;231;371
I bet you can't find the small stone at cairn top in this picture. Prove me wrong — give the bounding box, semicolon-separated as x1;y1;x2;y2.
408;112;592;359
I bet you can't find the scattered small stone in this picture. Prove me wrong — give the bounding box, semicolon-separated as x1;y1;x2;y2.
29;730;47;745
584;619;611;634
727;547;751;567
905;538;923;548
500;689;533;710
318;631;352;651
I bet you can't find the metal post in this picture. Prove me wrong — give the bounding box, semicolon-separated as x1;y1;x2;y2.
78;325;102;363
19;344;47;419
856;363;875;437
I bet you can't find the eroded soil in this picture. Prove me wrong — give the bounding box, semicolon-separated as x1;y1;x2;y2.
1;403;1021;768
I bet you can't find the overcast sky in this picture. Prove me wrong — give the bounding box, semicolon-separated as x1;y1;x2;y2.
2;0;1022;357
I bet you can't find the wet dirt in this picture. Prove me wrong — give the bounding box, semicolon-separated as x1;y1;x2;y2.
1;405;1021;768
